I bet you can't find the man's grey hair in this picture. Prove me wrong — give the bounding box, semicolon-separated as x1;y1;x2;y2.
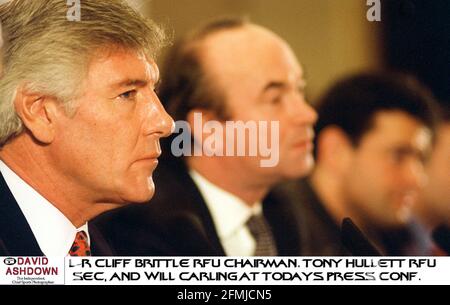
0;0;166;146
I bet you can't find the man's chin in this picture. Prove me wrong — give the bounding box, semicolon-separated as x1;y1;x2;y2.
130;189;155;204
119;182;155;204
285;155;315;179
377;209;412;229
303;155;315;174
395;206;413;226
392;196;416;224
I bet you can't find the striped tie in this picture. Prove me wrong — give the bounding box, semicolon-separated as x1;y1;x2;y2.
69;231;91;256
246;214;278;256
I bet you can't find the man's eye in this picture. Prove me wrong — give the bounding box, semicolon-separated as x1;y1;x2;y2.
119;90;137;100
271;96;282;105
391;152;403;163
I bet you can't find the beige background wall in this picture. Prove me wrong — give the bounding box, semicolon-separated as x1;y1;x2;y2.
141;0;382;103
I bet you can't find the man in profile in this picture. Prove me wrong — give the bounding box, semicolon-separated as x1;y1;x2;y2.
283;72;438;255
96;18;317;256
0;0;173;256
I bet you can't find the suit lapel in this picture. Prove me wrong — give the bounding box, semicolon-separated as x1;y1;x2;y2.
169;161;226;255
263;191;301;256
160;160;302;256
0;172;44;256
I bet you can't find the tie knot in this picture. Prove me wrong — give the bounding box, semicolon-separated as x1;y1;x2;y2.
69;231;91;256
246;214;278;256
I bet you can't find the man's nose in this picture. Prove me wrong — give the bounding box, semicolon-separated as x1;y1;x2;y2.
288;96;318;126
403;160;427;190
146;93;175;138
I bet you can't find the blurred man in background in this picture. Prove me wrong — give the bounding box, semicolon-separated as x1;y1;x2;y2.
95;18;317;256
281;72;438;255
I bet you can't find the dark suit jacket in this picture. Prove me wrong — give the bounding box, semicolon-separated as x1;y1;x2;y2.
94;158;303;256
275;179;350;256
0;171;114;256
277;178;433;256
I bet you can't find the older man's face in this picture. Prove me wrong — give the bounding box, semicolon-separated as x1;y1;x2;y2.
200;26;317;185
53;48;173;205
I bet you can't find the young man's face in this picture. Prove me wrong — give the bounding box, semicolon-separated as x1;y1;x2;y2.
343;110;432;229
200;25;317;185
52;48;174;205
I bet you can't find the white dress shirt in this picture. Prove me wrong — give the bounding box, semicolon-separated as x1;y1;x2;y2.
190;169;263;256
0;160;89;256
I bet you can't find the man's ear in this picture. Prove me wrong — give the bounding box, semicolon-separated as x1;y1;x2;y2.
186;108;225;155
186;108;219;141
14;88;62;144
316;126;354;174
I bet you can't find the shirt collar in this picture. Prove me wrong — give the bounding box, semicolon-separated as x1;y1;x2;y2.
189;169;262;239
0;160;89;256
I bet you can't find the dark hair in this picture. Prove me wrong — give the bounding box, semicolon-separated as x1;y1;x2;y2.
158;17;249;122
314;72;439;155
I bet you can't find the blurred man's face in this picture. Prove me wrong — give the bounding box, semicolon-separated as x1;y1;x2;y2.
53;48;173;205
200;25;317;185
421;123;450;225
343;110;432;229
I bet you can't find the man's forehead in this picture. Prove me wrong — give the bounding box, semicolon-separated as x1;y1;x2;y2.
370;110;428;131
88;48;159;86
363;110;432;148
202;24;278;45
201;25;292;61
200;26;302;88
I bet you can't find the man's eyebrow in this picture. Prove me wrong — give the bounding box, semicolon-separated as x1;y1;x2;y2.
262;79;306;93
390;145;430;156
262;81;286;92
392;146;417;154
111;79;149;89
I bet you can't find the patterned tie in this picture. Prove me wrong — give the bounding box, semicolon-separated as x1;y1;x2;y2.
69;231;91;256
246;214;278;256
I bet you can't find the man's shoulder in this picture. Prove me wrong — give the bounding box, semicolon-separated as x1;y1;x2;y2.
0;172;43;256
267;179;349;256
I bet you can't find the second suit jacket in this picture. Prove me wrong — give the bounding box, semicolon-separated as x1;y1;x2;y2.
94;157;303;256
